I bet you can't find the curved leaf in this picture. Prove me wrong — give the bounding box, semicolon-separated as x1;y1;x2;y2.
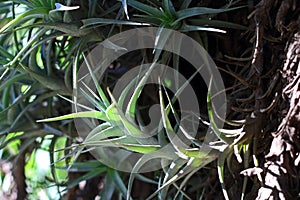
37;111;108;122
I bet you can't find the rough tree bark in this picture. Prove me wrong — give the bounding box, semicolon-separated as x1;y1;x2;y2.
249;0;300;199
256;31;300;200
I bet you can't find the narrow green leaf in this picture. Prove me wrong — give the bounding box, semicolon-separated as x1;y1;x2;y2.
127;0;162;17
28;46;44;74
0;83;39;125
87;0;97;17
54;3;79;11
81;18;149;29
0;8;9;15
207;79;233;144
83;54;110;108
173;168;199;200
181;24;226;33
0;8;47;34
106;102;152;145
106;104;122;123
158;80;189;159
188;19;248;30
0;73;27;92
163;0;176;18
79;87;106;112
108;169;131;200
173;6;244;25
180;0;192;9
179;148;209;158
72;45;81;112
129;15;162;26
153;27;172;60
0;46;14;60
118;72;142;109
32;22;92;37
160;159;187;199
67;168;106;189
124;68;146;119
135;174;157;185
56;160;106;172
1;87;57;135
146;158;200;200
7;29;48;67
127;150;176;200
217;147;232;200
83;136;132;147
19;64;67;91
162;83;201;146
85;122;111;138
18;31;64;67
121;0;129;19
85;126;124;143
100;172;115;199
37;111;108;122
116;143;160;154
241;143;250;200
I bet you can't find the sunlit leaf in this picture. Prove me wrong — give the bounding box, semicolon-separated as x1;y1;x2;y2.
37;111;108;122
115;143;161;154
81;18;149;29
54;3;79;11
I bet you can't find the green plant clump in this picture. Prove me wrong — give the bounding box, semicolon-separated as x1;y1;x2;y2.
0;1;262;199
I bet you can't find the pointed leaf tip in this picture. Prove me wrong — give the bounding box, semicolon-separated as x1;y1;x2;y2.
55;3;80;11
